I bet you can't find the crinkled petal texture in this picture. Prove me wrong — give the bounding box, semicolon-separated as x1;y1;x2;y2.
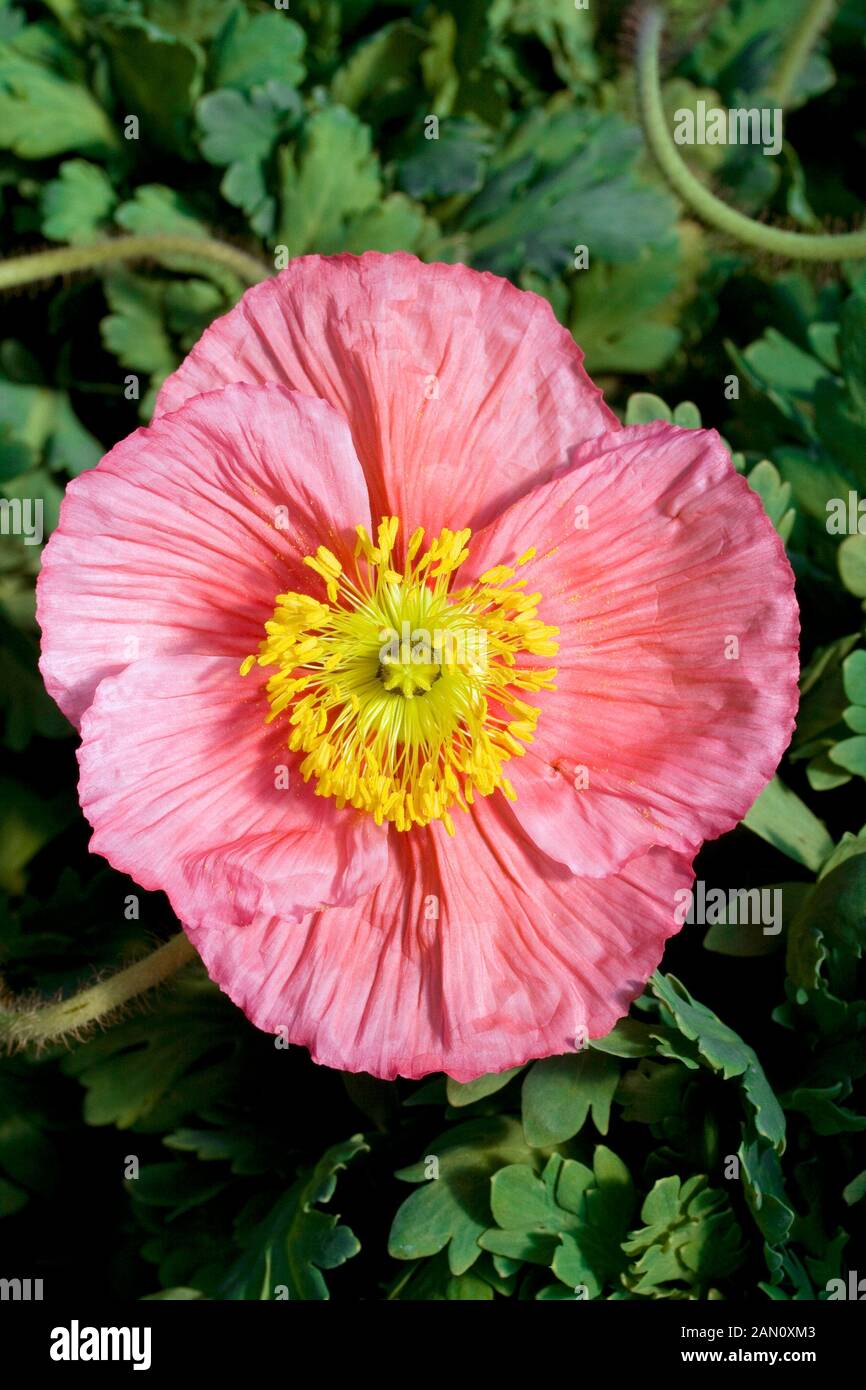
77;656;387;930
184;795;694;1080
38;381;370;729
154;252;617;534
461;422;800;877
41;382;386;923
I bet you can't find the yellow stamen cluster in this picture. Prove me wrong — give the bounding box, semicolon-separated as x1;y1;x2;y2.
241;518;558;834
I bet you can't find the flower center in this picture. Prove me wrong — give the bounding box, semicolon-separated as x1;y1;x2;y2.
242;518;558;834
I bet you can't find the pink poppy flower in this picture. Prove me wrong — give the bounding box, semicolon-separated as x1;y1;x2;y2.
37;253;799;1081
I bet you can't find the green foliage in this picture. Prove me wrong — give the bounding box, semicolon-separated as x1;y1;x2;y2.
276;105;383;255
40;160;117;243
60;977;247;1131
622;1175;746;1297
461;109;677;278
520;1051;619;1146
209;7;305;93
0;33;118;158
389;1117;535;1275
1;0;865;1303
215;1136;367;1300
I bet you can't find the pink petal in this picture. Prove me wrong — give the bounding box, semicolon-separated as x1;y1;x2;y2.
38;382;371;729
77;655;387;929
464;423;800;875
154;252;617;534
183;795;694;1081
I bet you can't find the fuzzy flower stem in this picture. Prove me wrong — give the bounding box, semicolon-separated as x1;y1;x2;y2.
0;235;271;292
767;0;837;108
0;933;197;1048
635;4;866;261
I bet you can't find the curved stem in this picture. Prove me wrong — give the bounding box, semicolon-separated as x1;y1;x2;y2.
768;0;837;108
0;932;198;1048
0;234;271;292
635;5;866;261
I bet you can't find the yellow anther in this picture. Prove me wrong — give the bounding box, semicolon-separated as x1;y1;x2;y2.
243;516;558;834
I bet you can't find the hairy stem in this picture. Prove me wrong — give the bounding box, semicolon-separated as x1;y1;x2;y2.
0;234;271;292
768;0;837;108
635;5;866;261
0;933;198;1048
